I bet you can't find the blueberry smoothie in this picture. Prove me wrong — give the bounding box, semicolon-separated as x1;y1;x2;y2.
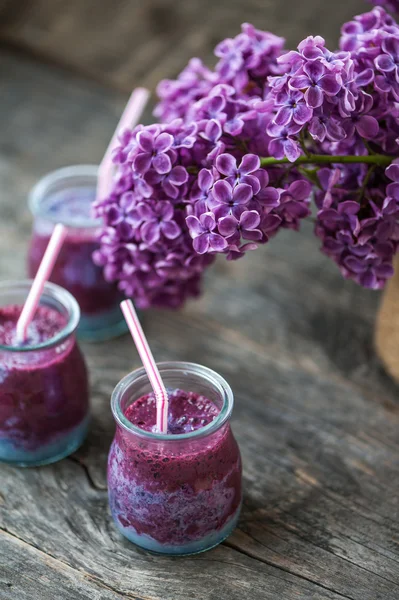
28;166;126;341
28;222;120;317
108;381;242;555
0;295;90;466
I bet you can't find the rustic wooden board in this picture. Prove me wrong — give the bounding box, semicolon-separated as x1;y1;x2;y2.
0;28;399;600
0;0;366;91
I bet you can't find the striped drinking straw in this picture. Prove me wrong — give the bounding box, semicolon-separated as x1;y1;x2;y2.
120;299;169;434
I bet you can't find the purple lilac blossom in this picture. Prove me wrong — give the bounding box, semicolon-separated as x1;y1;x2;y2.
314;165;399;289
155;24;285;122
93;10;399;308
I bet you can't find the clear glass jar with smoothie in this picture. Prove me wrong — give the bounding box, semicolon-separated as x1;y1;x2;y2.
0;280;90;466
108;362;242;555
27;165;127;342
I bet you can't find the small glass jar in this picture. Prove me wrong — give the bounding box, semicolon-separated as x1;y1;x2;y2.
27;165;127;342
0;280;90;466
108;362;242;556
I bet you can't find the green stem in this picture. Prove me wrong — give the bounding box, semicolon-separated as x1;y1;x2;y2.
357;164;377;205
299;130;310;157
260;153;392;168
297;167;321;189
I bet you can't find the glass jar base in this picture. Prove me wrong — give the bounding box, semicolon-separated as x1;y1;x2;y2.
0;415;89;467
113;505;241;556
77;307;128;342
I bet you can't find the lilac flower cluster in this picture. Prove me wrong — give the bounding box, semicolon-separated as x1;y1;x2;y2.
315;165;399;288
266;34;379;161
155;24;284;122
93;116;311;306
94;6;399;308
92;126;215;309
263;6;399;288
186;154;311;260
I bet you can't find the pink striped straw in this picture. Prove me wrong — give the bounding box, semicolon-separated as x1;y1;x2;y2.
16;224;68;344
120;299;169;434
97;87;150;201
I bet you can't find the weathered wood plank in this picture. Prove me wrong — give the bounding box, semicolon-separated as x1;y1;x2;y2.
0;0;367;91
1;463;351;600
0;38;398;600
0;530;126;600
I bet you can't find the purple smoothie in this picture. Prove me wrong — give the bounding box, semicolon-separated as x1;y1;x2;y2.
0;304;90;465
28;186;120;316
28;230;120;316
108;388;242;554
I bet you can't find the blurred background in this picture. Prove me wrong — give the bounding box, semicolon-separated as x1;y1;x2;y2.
0;0;366;92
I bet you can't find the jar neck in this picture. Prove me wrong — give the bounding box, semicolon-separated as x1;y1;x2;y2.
0;280;80;353
29;165;101;230
111;362;234;444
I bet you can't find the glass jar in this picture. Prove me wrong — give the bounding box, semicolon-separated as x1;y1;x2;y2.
108;362;242;555
27;165;127;342
0;280;90;466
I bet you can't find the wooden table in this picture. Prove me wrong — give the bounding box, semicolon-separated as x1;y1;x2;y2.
1;2;399;599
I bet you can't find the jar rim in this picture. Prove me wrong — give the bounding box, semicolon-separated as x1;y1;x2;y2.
28;164;100;229
0;280;80;352
111;361;234;441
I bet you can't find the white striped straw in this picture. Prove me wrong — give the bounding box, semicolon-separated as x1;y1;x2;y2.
16;223;68;344
120;299;168;434
97;87;150;200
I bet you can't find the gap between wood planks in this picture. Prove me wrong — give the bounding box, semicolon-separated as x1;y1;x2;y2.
1;524;356;600
236;515;399;586
0;527;144;599
223;538;357;600
67;456;107;491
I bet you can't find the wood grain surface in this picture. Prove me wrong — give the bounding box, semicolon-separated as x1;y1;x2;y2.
0;1;398;598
